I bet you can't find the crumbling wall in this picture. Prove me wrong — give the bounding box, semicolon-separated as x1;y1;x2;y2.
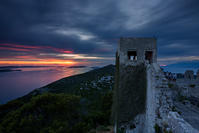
152;64;173;131
154;66;198;133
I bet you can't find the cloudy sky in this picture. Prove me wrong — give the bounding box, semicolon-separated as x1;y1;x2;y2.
0;0;198;66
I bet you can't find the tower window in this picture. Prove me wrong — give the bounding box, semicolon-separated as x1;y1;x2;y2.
145;51;153;64
128;51;137;60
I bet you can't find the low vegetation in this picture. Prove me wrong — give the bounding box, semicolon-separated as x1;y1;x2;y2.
168;83;173;88
0;91;113;133
154;123;162;133
189;84;196;87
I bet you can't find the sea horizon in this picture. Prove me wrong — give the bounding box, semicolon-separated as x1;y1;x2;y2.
0;66;94;105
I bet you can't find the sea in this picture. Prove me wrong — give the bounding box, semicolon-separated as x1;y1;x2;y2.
0;66;92;105
0;66;198;105
161;66;199;74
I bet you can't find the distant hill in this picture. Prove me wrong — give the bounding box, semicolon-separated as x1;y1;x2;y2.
0;69;21;72
0;66;50;69
0;64;115;132
68;65;87;68
166;61;199;68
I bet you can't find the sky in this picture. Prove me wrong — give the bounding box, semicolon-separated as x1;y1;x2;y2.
0;0;199;67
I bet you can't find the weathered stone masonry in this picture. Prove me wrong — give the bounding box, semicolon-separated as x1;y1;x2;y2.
112;37;198;133
112;38;158;132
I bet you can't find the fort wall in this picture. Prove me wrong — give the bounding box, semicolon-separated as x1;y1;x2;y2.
112;37;198;132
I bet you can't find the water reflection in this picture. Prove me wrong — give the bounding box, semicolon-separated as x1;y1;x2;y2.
0;67;92;105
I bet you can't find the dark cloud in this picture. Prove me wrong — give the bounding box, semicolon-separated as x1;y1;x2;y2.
0;0;198;65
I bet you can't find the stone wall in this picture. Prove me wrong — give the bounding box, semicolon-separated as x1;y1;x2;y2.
152;63;173;131
144;63;156;132
113;62;199;132
113;37;199;132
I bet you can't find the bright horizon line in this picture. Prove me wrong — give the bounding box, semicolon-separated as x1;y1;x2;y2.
0;60;77;66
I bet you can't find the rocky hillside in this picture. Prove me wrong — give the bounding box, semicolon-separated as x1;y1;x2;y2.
18;64;115;102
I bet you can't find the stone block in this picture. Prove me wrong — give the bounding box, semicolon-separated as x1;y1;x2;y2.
161;85;168;88
183;100;191;105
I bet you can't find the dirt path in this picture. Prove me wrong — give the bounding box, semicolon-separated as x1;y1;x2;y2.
174;101;199;131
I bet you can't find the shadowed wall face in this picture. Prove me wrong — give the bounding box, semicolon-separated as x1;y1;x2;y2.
118;64;147;129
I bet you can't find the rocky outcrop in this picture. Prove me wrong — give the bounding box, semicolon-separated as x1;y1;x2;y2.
168;112;198;133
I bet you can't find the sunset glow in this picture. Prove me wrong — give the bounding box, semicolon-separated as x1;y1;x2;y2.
0;42;114;66
0;43;79;66
0;60;76;65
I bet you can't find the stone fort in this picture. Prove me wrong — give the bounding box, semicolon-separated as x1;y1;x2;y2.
112;37;198;133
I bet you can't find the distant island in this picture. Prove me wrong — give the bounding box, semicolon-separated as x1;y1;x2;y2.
0;69;22;72
68;66;87;68
0;66;50;69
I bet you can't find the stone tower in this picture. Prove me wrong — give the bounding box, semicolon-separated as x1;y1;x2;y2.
112;37;157;132
117;37;157;65
184;70;194;84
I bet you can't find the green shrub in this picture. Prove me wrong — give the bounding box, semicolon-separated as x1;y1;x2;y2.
172;106;177;112
178;95;188;102
97;126;110;131
189;84;195;87
163;121;168;128
89;130;96;133
0;93;80;133
168;83;173;88
154;123;162;133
